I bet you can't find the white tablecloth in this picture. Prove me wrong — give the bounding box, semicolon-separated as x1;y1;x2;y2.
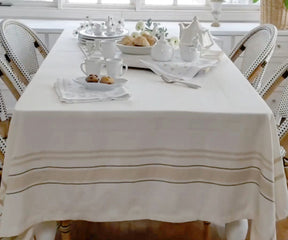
0;29;287;240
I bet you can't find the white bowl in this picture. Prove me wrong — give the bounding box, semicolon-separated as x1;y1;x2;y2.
116;43;152;55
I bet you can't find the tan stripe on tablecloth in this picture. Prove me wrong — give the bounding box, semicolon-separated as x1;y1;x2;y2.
8;164;273;183
13;149;270;162
275;173;285;182
10;149;273;172
6;165;274;201
6;180;274;202
274;156;282;164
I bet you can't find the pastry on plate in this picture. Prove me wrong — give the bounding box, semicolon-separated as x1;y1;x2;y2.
100;76;114;85
86;74;99;83
133;36;150;47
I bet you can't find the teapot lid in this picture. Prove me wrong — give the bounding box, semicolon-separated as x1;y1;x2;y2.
191;16;205;32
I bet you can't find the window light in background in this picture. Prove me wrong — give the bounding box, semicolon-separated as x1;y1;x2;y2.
144;0;252;4
224;0;252;3
9;0;254;4
100;0;130;3
178;0;205;4
67;0;129;3
144;0;173;5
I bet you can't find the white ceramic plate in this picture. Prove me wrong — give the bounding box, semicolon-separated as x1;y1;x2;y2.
75;77;127;91
78;28;129;40
116;43;152;55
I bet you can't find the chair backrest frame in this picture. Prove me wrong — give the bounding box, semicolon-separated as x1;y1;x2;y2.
0;19;49;85
229;24;277;90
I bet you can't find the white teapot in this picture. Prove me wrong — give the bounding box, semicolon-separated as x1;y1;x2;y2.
151;32;174;62
179;16;214;48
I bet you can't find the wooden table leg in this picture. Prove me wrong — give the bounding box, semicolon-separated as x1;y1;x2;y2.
58;221;72;240
203;221;210;240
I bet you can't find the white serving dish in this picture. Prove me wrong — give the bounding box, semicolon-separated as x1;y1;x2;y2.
116;43;152;55
74;77;127;91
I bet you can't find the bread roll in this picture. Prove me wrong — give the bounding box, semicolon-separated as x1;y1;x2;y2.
133;36;150;47
120;36;134;46
145;35;157;46
141;32;150;38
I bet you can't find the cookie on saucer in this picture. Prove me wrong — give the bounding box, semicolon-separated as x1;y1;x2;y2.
100;76;114;85
86;74;99;83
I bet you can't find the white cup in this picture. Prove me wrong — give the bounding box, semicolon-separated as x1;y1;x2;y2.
100;40;117;59
106;58;128;79
179;44;200;62
80;57;105;76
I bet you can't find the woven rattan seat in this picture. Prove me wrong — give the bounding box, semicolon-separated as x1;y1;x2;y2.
229;24;277;91
0;19;49;85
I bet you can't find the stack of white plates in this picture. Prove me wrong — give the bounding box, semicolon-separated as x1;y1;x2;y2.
78;28;129;44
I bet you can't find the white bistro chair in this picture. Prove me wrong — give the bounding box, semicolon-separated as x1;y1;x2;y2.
229;24;277;91
261;59;288;134
259;59;288;101
221;58;288;240
276;93;288;159
259;59;288;188
0;57;25;176
0;19;49;86
0;91;8;170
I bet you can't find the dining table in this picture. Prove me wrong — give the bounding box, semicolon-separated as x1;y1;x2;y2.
0;26;287;240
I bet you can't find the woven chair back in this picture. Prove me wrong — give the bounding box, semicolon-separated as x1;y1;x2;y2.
259;59;288;101
0;19;49;85
229;24;277;91
0;56;26;168
0;86;9;163
0;57;25;101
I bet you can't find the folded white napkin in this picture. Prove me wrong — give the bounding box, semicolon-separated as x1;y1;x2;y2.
140;57;217;87
54;78;130;103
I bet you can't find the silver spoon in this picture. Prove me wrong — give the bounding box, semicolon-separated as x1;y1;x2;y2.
161;75;201;89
